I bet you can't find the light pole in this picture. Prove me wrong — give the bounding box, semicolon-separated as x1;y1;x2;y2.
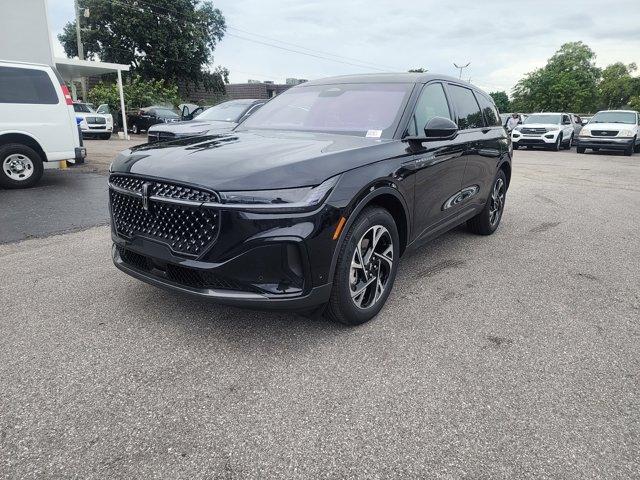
74;0;87;100
453;62;470;80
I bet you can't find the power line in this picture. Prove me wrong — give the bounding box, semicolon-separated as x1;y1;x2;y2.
226;26;398;71
225;33;389;72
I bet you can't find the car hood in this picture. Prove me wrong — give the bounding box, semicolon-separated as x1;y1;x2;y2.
148;120;237;135
110;129;396;190
519;123;561;129
585;122;636;131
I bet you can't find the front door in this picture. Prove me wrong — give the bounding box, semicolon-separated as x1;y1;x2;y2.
408;82;468;240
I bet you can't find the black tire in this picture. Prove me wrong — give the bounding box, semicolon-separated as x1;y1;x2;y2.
634;138;640;153
513;144;518;150
564;133;573;150
552;133;562;151
0;143;44;189
577;146;586;154
467;170;507;236
624;143;633;156
101;133;112;140
325;207;400;326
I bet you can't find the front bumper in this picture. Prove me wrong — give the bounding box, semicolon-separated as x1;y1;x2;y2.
81;126;113;134
512;131;560;146
113;244;332;309
576;137;634;150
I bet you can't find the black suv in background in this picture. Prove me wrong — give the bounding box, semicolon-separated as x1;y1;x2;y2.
109;73;511;325
127;106;181;135
147;99;267;143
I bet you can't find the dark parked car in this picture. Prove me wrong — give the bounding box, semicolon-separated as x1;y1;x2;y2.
109;73;511;325
147;99;267;142
128;106;180;134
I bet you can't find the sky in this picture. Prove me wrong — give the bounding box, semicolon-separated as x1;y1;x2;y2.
47;0;640;94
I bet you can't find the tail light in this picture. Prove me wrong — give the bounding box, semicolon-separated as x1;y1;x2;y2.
61;84;73;105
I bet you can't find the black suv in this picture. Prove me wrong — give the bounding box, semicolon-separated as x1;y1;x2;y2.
109;73;511;325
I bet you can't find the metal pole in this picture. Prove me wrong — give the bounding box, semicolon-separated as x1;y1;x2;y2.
74;0;87;100
117;69;129;140
453;62;470;80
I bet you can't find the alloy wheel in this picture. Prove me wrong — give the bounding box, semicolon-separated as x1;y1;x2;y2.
3;154;34;182
489;177;506;226
349;225;394;309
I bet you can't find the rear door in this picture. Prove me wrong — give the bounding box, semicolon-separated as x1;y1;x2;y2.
460;91;504;211
0;64;78;156
409;82;468;239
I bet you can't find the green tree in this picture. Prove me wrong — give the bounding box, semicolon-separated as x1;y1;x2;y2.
597;62;637;109
58;0;227;89
511;42;601;113
87;75;180;117
489;91;510;112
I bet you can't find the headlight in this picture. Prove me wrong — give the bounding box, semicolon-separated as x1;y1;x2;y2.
513;126;522;132
580;129;591;137
219;175;340;210
619;129;635;137
546;127;560;132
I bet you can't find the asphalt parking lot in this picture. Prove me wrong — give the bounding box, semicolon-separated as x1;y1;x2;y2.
1;148;639;478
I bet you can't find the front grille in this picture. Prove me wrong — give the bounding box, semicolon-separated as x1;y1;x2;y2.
109;175;220;257
116;245;260;293
521;128;547;134
87;116;106;124
591;130;618;137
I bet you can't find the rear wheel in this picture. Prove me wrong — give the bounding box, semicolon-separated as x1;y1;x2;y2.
467;170;507;235
131;123;139;135
0;143;44;189
325;207;399;325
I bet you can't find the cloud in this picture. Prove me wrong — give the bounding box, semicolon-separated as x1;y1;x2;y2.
48;0;640;93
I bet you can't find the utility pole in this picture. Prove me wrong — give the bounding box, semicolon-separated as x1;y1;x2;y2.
74;0;87;101
453;62;470;80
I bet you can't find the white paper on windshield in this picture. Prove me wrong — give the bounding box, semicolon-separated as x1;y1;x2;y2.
366;129;382;138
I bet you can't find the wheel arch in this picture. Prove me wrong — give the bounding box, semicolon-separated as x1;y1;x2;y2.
498;160;511;189
0;132;47;162
327;185;411;284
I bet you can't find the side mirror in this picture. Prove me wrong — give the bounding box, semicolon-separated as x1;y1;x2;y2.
423;116;459;140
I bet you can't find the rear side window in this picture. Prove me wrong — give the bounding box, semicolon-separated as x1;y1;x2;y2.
0;66;58;105
407;83;452;136
476;94;501;127
447;84;484;129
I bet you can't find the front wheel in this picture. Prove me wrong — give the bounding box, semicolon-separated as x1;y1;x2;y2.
577;146;586;154
564;133;573;149
101;132;112;140
0;143;44;189
467;170;507;235
552;134;562;151
325;207;399;325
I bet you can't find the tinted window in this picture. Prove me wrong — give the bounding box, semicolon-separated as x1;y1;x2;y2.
448;85;483;129
0;66;58;105
562;114;570;124
477;94;501;126
407;83;451;136
198;100;256;122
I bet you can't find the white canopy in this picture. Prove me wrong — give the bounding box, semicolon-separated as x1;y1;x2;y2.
54;57;131;139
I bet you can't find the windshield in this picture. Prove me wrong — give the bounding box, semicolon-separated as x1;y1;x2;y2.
524;114;561;125
240;83;413;137
73;103;93;113
197;101;255;122
155;108;179;119
589;112;636;124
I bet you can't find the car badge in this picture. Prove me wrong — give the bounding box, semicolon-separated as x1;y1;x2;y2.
141;182;151;211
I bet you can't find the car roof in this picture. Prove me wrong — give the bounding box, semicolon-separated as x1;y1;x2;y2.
301;72;471;87
595;109;637;113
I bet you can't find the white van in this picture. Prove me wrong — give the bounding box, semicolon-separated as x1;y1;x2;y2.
0;60;86;188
